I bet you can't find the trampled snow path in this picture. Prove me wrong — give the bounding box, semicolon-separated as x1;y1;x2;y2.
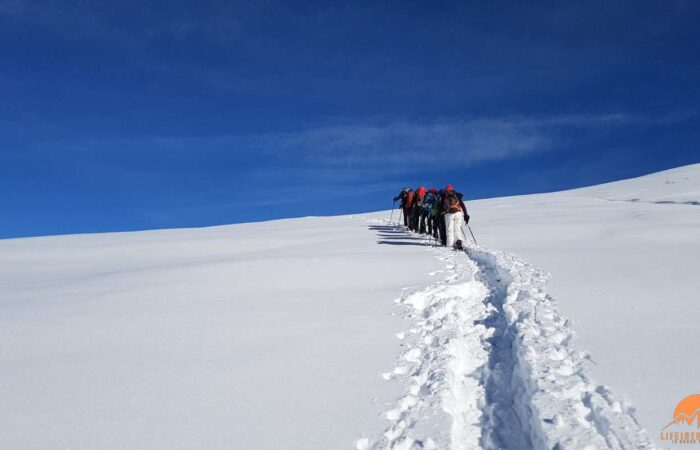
359;221;653;450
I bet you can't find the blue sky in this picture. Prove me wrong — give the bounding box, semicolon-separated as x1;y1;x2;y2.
1;0;699;238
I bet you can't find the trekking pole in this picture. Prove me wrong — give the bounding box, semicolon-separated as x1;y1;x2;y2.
389;200;396;224
432;218;438;246
467;225;478;246
460;223;468;246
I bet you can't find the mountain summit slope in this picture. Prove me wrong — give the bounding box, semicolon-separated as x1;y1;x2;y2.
571;163;700;204
2;164;699;449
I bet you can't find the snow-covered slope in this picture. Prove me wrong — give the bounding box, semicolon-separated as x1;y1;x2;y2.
465;163;700;449
571;163;700;205
1;164;698;449
0;218;440;449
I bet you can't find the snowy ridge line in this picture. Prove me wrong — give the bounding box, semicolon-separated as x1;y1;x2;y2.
602;198;700;206
466;246;654;449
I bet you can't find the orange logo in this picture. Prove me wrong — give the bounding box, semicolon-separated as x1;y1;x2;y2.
661;394;700;444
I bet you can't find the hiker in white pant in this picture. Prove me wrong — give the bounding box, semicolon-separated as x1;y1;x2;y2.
439;184;470;250
445;211;465;248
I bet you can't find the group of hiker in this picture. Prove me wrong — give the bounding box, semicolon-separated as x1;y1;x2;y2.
393;185;471;250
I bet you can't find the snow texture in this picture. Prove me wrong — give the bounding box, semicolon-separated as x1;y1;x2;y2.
359;227;652;449
469;163;700;450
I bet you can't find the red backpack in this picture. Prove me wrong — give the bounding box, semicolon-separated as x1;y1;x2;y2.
443;191;461;213
415;187;426;205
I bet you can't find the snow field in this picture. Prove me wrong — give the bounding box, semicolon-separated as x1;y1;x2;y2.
361;221;653;449
3;164;698;449
0;218;441;449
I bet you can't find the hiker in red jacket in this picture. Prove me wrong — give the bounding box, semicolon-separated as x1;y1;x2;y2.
440;185;470;250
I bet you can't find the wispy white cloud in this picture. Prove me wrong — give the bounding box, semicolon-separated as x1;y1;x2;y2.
38;112;689;174
243;119;547;168
200;112;683;169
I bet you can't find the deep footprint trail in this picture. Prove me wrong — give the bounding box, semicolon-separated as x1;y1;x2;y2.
359;220;653;450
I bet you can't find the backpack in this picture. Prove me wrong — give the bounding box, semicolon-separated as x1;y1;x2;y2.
415;189;426;207
423;193;437;213
443;191;461;213
406;191;414;207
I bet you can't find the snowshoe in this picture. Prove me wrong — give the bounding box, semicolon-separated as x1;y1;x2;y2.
453;240;464;251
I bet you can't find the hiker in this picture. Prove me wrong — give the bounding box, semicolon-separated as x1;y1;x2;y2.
422;188;438;235
406;189;416;231
436;189;447;246
393;188;411;227
440;184;470;250
403;189;414;228
411;186;427;233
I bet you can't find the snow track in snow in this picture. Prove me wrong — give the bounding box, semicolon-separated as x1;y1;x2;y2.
360;221;653;449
